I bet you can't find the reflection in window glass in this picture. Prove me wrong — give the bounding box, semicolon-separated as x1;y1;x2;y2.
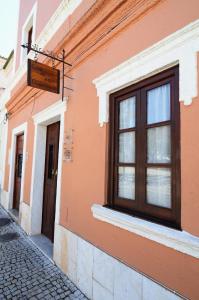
147;84;170;124
118;167;135;200
119;132;135;163
48;144;54;179
147;168;171;208
119;97;136;129
147;126;171;163
17;154;23;178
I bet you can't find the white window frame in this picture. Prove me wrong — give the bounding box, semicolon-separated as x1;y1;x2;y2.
20;2;37;64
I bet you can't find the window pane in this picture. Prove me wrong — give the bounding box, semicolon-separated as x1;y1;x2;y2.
147;126;171;163
147;83;170;124
48;144;54;179
147;168;171;208
17;154;23;178
118;167;135;200
119;132;135;163
119;97;136;129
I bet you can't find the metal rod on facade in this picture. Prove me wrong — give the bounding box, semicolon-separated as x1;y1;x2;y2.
64;87;74;91
21;44;72;66
62;49;65;101
64;74;74;80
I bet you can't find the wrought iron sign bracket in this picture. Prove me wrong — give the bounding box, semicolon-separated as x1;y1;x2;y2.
21;44;73;101
4;112;11;124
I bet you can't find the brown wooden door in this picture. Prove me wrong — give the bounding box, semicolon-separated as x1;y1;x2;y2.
42;122;60;242
13;134;24;210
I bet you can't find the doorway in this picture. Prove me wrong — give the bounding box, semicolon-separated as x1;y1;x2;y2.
13;134;24;210
41;121;60;242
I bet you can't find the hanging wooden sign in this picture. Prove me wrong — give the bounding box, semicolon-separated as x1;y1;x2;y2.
27;59;60;94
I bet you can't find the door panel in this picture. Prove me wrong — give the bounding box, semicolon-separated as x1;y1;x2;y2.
42;122;60;242
13;134;24;210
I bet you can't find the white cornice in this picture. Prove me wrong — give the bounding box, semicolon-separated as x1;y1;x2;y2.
93;19;199;125
92;204;199;259
2;0;82;106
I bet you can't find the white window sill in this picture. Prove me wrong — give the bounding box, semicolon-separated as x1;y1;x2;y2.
91;204;199;258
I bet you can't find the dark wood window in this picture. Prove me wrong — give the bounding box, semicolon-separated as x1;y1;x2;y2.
27;27;33;54
108;66;180;229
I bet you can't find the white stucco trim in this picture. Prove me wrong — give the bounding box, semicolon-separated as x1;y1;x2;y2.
28;99;66;236
8;122;28;213
0;107;8;191
92;204;199;259
1;121;8;190
93;18;199;125
33;99;67;124
20;2;38;64
36;0;82;49
3;0;82;105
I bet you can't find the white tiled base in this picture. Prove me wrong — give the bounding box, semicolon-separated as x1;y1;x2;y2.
0;190;31;235
0;190;9;210
53;224;183;300
20;202;31;234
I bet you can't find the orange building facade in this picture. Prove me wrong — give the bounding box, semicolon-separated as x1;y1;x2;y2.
1;0;199;299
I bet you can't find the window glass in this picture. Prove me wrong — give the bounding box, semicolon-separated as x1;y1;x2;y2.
119;132;135;163
17;154;23;178
118;167;135;200
147;126;171;163
147;84;170;124
27;27;33;53
146;168;171;208
119;97;136;129
48;144;54;179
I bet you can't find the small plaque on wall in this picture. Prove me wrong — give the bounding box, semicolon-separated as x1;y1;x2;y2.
63;149;73;162
63;129;74;162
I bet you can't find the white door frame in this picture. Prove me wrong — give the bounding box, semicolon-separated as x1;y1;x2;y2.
8;122;28;215
29;100;66;236
0;109;8;191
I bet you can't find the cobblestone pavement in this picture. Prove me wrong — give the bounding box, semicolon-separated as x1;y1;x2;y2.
0;206;88;300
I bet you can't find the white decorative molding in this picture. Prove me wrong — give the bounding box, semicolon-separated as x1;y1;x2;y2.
29;99;66;235
8;122;28;213
0;107;8;190
92;204;199;259
2;0;82;105
20;2;38;64
93;19;199;125
33;99;67;124
36;0;82;49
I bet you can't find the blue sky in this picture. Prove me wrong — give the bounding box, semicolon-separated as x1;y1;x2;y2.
0;0;19;58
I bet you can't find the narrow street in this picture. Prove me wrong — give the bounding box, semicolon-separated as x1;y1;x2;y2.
0;206;87;300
